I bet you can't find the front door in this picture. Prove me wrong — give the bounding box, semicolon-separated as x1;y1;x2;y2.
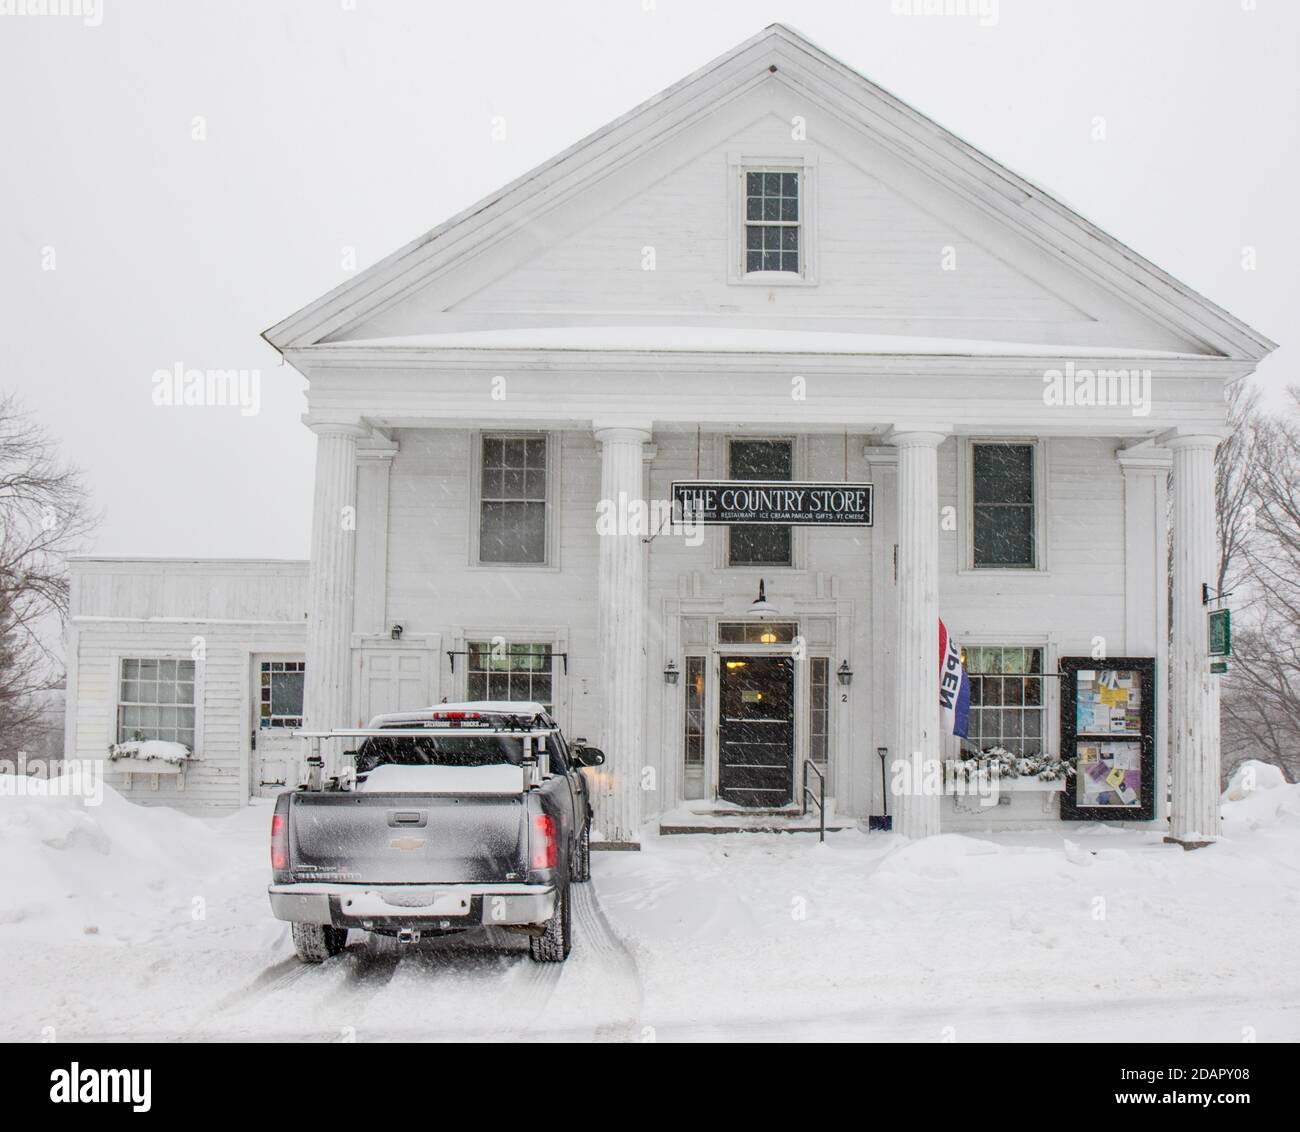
251;655;305;797
718;654;795;807
354;647;432;723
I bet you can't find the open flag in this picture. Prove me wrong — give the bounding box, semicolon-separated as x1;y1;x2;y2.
939;619;971;739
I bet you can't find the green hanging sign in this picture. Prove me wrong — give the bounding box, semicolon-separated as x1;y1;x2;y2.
1208;608;1232;658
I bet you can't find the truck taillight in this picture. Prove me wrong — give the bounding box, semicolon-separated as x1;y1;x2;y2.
531;814;557;870
271;813;288;871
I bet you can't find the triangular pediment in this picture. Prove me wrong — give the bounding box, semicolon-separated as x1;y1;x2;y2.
264;25;1273;363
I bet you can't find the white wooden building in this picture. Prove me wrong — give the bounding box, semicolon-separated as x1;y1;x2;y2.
65;558;308;806
65;26;1273;846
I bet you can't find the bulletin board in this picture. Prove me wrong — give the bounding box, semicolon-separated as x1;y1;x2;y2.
1058;657;1156;822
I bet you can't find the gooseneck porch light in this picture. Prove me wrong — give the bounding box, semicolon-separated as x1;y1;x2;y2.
748;578;778;619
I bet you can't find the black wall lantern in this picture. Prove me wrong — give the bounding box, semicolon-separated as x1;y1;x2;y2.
663;660;679;685
837;659;853;686
390;624;404;641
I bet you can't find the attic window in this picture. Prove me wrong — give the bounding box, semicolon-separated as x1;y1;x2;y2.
744;170;800;274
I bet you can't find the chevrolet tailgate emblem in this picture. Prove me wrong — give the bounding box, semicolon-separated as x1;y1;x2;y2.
389;836;426;851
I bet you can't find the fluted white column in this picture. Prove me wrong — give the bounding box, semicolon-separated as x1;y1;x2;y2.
1168;434;1222;847
891;429;948;839
1119;447;1171;820
594;423;651;848
304;416;367;738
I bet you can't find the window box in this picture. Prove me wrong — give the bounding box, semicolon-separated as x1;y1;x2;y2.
109;757;188;777
108;740;192;778
945;750;1074;795
996;774;1065;794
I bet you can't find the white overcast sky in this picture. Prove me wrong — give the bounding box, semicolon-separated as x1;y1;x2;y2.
2;0;1295;560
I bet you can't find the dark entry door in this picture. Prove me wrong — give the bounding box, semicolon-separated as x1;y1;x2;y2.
718;655;795;807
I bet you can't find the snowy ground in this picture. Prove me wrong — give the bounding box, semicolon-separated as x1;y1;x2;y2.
2;766;1298;1042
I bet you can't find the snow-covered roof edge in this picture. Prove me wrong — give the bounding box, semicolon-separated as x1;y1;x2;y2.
331;326;1209;358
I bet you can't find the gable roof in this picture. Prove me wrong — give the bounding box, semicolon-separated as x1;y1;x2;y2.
262;24;1275;363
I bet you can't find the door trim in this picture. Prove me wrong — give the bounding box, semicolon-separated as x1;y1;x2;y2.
243;648;306;801
665;605;848;812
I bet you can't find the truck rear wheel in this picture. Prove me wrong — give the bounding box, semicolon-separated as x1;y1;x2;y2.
572;817;592;883
291;921;348;963
528;883;572;962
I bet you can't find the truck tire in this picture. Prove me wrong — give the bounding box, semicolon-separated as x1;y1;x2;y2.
291;921;348;963
572;818;592;883
529;882;572;962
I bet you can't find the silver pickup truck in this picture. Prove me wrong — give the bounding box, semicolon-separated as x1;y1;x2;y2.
267;702;604;963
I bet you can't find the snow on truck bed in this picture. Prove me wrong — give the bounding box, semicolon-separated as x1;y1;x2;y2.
354;764;524;794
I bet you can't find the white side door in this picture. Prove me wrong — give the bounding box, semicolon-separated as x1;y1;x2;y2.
251;655;306;797
355;647;433;724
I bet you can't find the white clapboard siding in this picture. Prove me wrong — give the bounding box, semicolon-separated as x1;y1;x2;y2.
67;559;308;810
65;431;1142;824
343;86;1201;355
374;427;1140;825
384;428;602;741
940;437;1127;643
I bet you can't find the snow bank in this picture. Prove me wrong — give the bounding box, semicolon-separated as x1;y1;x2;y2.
0;775;223;940
1222;760;1288;801
355;764;524;794
874;833;1003;880
1220;760;1300;836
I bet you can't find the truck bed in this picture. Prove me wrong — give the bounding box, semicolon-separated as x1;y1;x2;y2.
287;791;528;885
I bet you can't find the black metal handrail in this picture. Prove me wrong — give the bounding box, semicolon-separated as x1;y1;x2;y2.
801;759;826;843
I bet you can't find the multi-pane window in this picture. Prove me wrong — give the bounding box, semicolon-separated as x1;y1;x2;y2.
117;658;196;748
259;660;304;729
809;657;830;768
745;170;800;274
683;655;706;769
963;646;1044;757
717;621;798;644
728;438;793;567
466;640;554;713
972;442;1036;568
479;435;548;565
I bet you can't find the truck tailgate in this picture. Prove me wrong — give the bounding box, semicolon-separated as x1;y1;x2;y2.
289;792;527;884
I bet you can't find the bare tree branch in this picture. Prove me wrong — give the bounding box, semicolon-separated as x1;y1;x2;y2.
0;394;97;760
1220;384;1300;781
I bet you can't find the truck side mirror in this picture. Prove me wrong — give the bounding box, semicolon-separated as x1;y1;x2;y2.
574;746;605;767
